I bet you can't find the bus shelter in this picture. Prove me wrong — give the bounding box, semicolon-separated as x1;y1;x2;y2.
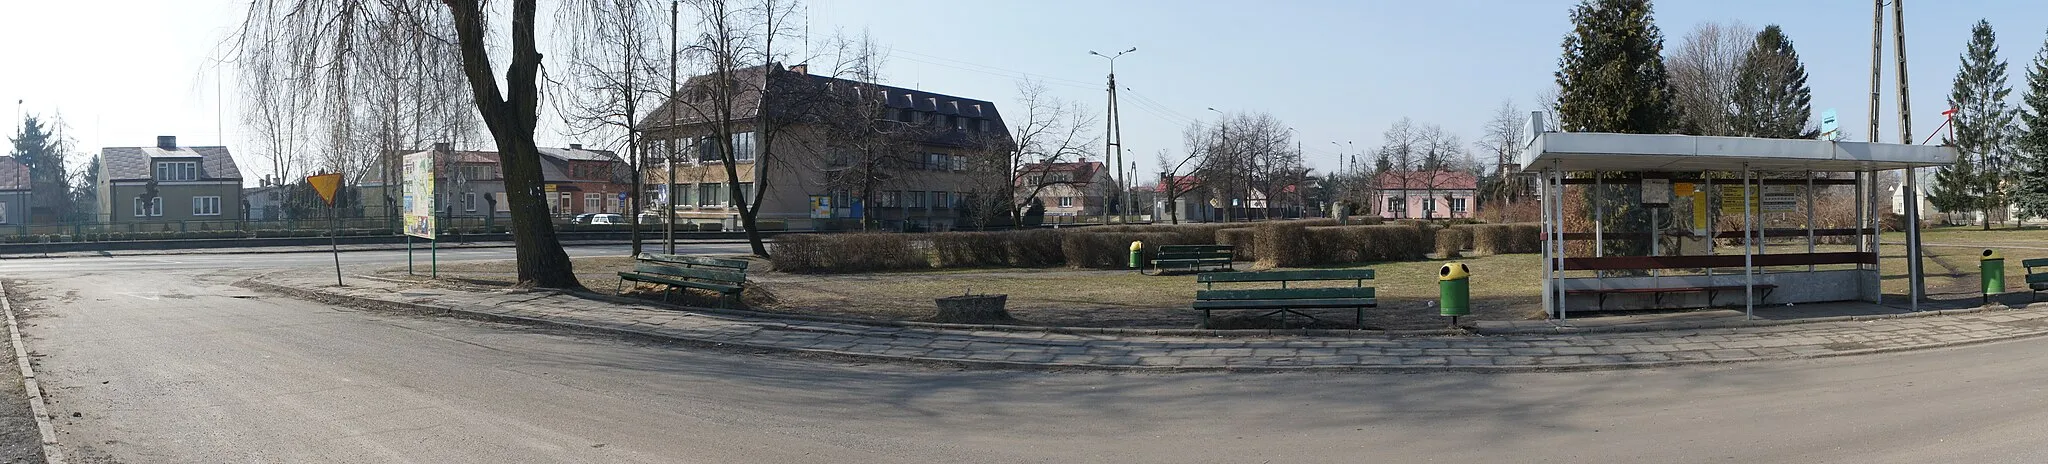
1519;132;1957;322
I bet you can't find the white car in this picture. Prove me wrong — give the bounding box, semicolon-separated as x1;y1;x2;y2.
587;213;625;225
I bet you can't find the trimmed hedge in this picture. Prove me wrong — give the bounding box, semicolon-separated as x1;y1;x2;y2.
1216;228;1256;261
1063;232;1181;269
1306;225;1432;264
769;233;927;273
930;231;1065;268
1435;228;1473;258
1471;223;1542;255
1005;229;1068;267
1251;222;1313;268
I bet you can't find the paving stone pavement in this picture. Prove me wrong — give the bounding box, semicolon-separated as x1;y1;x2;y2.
242;269;2048;372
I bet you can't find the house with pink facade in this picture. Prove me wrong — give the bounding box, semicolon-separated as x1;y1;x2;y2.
1372;170;1477;219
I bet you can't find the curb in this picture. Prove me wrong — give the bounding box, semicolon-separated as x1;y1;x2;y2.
0;239;765;260
0;282;65;464
237;276;2048;373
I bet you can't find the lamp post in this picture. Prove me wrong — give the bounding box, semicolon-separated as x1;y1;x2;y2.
1206;107;1238;222
1090;47;1134;225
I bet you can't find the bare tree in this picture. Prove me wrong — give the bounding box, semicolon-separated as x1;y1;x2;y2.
1475;100;1531;222
1000;81;1100;225
1159;127;1212;224
555;0;667;255
1666;20;1755;136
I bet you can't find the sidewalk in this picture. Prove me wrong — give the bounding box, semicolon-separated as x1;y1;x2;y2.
243;268;2048;372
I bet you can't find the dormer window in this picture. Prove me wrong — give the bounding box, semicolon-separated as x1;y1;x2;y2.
156;161;198;181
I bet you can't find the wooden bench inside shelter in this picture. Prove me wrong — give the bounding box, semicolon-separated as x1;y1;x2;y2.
1559;252;1876;311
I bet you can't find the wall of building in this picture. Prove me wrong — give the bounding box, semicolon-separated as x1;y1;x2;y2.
104;182;244;223
0;192;26;226
1375;188;1478;219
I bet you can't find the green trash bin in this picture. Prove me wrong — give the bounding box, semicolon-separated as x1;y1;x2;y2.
1129;240;1145;270
1439;262;1471;325
1983;249;2005;304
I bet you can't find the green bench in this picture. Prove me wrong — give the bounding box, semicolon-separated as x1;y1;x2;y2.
1151;245;1235;274
618;253;750;307
1192;269;1376;329
2025;258;2048;301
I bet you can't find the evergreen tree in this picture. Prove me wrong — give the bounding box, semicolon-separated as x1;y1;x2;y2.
1555;0;1676;134
1934;20;2016;229
7;115;72;223
1554;0;1673;255
2010;32;2048;222
1730;25;1818;139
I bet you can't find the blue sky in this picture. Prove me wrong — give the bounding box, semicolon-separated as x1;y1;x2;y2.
2;1;2044;182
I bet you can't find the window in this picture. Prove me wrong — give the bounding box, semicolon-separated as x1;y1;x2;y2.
1385;197;1404;213
0;201;8;224
192;196;222;216
495;193;510;212
932;191;951;209
736;182;754;206
951;155;967;171
950;115;962;130
133;197;163;217
1450;198;1468;214
897;108;913;123
155;161;198;181
906;191;926;208
925;153;947;170
1422;198;1436;213
878;191;901;208
979;120;990;132
1058;197;1074;208
585;193;602;213
465;193;478;212
732;132;757;162
699;183;726;207
560;193;573;213
674;183;696;207
697;137;720;162
460;165;493;181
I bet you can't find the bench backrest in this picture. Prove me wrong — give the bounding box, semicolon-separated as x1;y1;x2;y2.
634;263;746;284
2023;258;2048;269
1198;269;1375;284
639;253;750;271
1159;245;1233;254
1560;252;1875;271
1196;286;1376;301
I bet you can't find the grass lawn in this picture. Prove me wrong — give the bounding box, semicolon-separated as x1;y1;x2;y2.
378;225;2040;331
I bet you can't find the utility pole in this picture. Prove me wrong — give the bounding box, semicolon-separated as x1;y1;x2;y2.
665;0;679;255
1894;0;1925;310
1090;47;1135;225
1868;0;1883;146
1208;107;1231;222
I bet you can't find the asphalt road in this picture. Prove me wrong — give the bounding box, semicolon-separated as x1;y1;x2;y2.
5;246;2048;463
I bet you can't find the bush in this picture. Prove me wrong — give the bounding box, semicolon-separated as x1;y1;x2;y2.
1003;229;1067;267
769;233;928;273
1471;223;1542;255
1435;227;1473;258
1062;232;1180;269
752;220;787;231
697;223;725;232
1216;228;1256;261
1302;225;1431;264
929;232;1011;268
1251;222;1314;268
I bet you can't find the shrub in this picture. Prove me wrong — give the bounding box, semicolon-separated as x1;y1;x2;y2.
698;223;725;232
769;233;928;273
1216;228;1256;261
1062;232;1180;269
1436;227;1473;258
1251;222;1313;268
1305;225;1431;264
1003;229;1068;267
928;232;1011;268
752;220;788;231
1471;223;1542;255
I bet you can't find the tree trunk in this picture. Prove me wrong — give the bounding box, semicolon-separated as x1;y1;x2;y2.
447;0;581;289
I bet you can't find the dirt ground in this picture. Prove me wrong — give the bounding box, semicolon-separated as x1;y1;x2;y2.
377;225;2027;331
0;284;49;464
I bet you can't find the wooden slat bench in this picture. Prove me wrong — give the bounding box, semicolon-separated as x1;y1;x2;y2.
1192;269;1375;329
1152;245;1235;274
618;253;749;307
2024;258;2048;301
1556;252;1872;311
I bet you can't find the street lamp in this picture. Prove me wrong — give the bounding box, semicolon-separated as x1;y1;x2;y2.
1090;47;1134;225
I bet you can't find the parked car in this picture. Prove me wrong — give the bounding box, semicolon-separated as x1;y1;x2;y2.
587;214;625;225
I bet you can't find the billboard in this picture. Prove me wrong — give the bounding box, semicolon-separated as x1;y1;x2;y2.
403;152;436;239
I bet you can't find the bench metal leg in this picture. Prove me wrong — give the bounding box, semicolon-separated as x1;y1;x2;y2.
1198;310;1210;329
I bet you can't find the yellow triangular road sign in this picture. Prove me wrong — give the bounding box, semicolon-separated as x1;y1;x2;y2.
307;173;343;206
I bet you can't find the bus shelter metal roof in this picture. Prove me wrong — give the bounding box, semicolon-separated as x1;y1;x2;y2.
1518;132;1957;173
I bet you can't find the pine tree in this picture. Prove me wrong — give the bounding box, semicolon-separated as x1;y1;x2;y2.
7;115;72;223
1730;25;1818;139
1554;0;1673;256
2011;32;2048;222
1555;0;1676;134
1936;20;2016;229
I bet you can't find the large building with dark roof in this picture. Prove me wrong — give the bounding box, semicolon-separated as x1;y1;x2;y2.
636;63;1015;231
95;136;245;223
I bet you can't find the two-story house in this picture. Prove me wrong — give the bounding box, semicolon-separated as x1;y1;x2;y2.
0;157;26;226
96;136;245;224
1372;170;1478;219
637;63;1014;232
1015;159;1113;218
360;143;632;220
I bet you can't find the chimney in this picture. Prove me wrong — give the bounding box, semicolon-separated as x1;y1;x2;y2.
156;136;177;150
433;142;452;152
788;63;808;74
569;143;583;150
